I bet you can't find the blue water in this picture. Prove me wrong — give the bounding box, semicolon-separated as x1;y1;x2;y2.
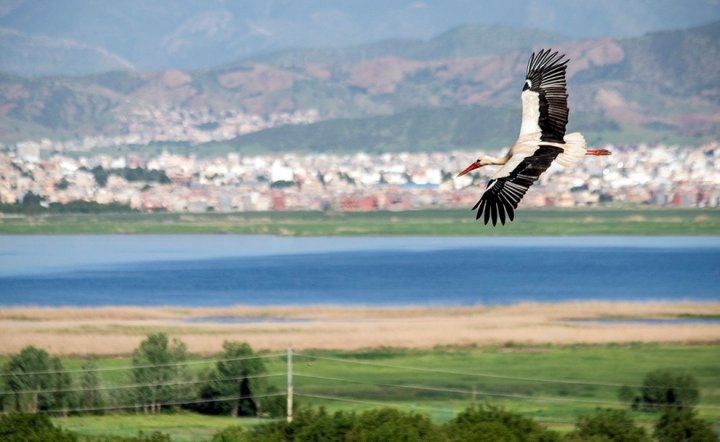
0;235;718;307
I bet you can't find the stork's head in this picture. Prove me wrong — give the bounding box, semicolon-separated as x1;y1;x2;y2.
457;155;493;177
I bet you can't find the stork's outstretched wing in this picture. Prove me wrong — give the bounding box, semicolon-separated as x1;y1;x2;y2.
472;49;570;225
473;145;562;225
518;49;569;144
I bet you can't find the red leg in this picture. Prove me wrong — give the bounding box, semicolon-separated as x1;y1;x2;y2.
586;149;611;156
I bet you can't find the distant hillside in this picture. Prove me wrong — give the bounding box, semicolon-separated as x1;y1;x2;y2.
0;28;134;77
217;106;619;153
244;24;570;67
1;0;718;74
0;21;718;146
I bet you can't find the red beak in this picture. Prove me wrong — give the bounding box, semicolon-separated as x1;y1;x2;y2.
457;162;480;177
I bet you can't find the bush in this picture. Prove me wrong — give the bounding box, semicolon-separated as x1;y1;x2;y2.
446;404;560;442
565;409;650;442
654;409;719;442
641;369;699;411
233;407;444;442
211;426;251;442
0;413;77;442
345;408;444;442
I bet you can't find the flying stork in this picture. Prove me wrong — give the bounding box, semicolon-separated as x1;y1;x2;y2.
457;49;610;226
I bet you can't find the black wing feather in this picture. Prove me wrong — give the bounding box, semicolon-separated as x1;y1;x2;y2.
525;49;569;143
472;146;562;225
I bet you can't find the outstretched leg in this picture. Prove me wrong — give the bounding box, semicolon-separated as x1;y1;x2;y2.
586;149;611;156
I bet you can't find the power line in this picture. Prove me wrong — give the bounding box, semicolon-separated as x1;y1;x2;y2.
294;373;647;409
294;353;707;390
0;372;286;397
0;353;286;378
295;353;633;388
297;373;720;411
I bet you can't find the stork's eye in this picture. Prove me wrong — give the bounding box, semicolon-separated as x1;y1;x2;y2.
525;80;532;88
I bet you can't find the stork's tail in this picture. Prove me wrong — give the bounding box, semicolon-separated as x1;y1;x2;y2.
556;132;587;167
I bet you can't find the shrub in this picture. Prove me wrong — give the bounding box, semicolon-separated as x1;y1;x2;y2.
565;409;650;442
446;404;560;442
0;413;77;442
345;408;444;442
211;425;251;442
654;409;719;442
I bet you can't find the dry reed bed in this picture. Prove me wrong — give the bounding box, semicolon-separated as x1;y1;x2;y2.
0;302;718;356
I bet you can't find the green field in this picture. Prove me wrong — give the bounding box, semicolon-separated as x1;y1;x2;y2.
39;344;720;440
2;207;719;235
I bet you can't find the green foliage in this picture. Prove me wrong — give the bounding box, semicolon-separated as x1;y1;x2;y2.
641;369;700;411
447;404;560;442
86;166;171;188
0;413;77;442
270;180;297;189
0;193;136;214
233;407;445;442
654;409;719;442
291;407;356;442
211;425;251;442
565;409;650;442
1;346;75;414
346;408;444;442
130;333;193;414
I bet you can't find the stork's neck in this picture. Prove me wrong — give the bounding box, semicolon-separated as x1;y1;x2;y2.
482;153;510;166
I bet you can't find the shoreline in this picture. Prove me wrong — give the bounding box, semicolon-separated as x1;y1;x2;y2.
1;301;719;356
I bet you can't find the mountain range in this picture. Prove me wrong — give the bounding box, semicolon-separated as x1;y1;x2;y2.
0;19;719;151
2;0;720;75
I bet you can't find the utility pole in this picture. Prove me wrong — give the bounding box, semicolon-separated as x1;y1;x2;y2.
287;346;293;423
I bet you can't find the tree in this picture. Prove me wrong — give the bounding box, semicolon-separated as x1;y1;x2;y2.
212;341;267;417
654;409;719;442
565;409;650;442
130;333;192;414
2;346;74;414
79;361;104;414
642;369;699;411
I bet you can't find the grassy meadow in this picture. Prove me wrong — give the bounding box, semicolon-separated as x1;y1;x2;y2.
39;343;720;440
1;207;719;235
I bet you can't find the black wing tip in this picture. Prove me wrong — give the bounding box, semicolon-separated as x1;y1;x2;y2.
527;48;569;75
472;198;512;226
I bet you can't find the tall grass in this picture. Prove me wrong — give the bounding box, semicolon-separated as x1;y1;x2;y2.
1;302;718;356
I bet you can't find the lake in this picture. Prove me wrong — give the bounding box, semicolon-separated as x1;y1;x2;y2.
0;235;718;307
